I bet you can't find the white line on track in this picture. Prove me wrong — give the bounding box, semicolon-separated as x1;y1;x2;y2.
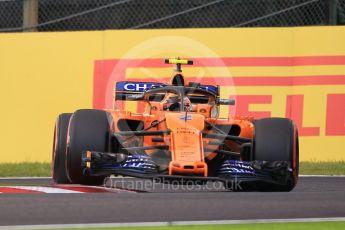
0;185;136;194
8;186;83;194
1;217;345;229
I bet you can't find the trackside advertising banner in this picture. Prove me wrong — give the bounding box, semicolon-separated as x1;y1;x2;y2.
0;27;344;162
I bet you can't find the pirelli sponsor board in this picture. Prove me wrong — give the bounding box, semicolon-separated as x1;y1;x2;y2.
94;56;345;162
94;57;345;134
0;26;344;162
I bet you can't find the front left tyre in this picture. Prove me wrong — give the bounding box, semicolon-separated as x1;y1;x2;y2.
253;118;299;191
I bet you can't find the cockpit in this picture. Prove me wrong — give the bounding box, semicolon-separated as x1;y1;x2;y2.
143;86;217;114
114;58;235;118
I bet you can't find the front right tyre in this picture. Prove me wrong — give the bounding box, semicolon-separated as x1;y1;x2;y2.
65;109;110;185
52;113;72;184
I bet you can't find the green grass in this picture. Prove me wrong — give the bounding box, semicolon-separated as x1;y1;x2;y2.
299;161;345;175
0;161;344;177
0;162;50;177
47;221;345;230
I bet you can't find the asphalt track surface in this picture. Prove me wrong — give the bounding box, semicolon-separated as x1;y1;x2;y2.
0;177;345;226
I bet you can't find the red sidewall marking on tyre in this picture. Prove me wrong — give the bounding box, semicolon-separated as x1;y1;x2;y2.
292;126;298;183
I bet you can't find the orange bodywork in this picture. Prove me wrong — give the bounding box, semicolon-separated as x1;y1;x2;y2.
166;113;207;176
106;63;254;177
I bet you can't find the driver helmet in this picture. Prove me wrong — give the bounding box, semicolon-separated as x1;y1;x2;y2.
183;96;192;111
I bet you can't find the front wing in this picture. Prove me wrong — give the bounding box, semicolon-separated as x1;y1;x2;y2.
82;151;293;190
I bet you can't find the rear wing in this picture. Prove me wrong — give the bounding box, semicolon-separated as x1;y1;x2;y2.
115;81;219;101
115;82;164;101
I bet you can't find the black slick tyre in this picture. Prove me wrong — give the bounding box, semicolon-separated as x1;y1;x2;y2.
52;113;72;184
66;109;110;185
253;118;299;191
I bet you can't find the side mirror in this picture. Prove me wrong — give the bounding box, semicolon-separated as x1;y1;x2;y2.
217;98;235;105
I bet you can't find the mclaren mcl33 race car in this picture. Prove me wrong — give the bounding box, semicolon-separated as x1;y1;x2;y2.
52;58;299;191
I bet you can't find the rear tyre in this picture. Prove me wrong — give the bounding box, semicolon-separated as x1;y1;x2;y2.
66;109;110;185
52;113;72;184
253;118;299;191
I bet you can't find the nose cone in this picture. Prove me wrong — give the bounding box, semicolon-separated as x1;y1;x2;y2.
165;113;208;176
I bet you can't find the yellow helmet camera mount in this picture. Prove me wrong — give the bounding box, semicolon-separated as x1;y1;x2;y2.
164;58;193;72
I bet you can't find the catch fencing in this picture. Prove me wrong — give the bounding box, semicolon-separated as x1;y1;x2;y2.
0;0;344;32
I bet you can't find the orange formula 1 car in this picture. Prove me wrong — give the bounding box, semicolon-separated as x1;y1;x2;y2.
52;58;299;191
